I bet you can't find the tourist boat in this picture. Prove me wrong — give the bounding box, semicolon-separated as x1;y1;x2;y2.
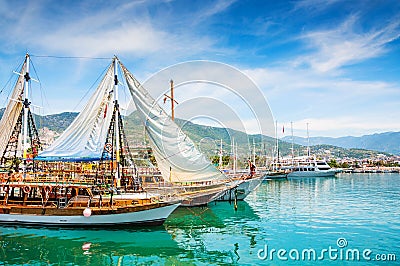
285;156;340;178
284;124;340;178
120;64;235;206
0;55;179;226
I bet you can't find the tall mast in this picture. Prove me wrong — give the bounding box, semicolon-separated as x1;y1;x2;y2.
163;80;178;121
114;56;121;183
170;80;175;121
219;139;223;169
264;143;268;168
22;54;30;174
275;120;278;171
252;139;256;166
232;138;236;175
235;144;238;174
306;122;310;157
291;121;294;166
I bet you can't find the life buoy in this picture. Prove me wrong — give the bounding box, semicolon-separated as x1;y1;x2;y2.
104;143;112;153
23;186;31;194
44;185;52;193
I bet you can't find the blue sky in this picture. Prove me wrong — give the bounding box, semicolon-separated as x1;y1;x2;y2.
0;0;399;138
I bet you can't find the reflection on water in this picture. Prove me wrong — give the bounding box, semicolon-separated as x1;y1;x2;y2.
0;226;183;265
164;201;260;265
0;174;399;265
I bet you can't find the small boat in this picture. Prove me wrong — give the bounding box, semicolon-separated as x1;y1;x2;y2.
0;55;179;226
285;156;340;178
284;123;340;178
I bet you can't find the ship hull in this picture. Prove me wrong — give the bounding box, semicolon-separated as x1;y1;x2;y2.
287;169;339;178
217;176;263;201
0;203;180;227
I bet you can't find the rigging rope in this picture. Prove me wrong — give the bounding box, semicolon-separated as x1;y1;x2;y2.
30;57;51;118
0;59;24;101
72;64;110;112
30;54;112;60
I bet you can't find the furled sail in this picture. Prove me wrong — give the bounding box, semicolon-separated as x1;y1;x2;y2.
0;61;26;157
120;62;227;183
36;62;115;161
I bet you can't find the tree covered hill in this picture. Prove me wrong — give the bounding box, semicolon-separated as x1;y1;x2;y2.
0;108;393;159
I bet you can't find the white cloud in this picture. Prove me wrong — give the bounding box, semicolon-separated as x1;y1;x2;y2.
39;23;167;56
296;15;400;72
0;1;222;60
244;66;400;137
194;0;236;22
292;0;342;13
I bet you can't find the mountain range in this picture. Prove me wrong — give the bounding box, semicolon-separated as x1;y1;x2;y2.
282;132;400;155
0;108;398;156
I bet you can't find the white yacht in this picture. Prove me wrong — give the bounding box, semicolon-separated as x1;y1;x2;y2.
285;156;340;178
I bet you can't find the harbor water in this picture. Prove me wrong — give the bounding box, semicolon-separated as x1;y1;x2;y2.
0;173;399;265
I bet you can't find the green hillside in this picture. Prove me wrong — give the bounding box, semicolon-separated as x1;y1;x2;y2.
0;108;389;161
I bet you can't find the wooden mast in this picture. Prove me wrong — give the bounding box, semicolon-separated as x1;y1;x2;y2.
170;80;174;121
22;54;30;176
163;80;178;121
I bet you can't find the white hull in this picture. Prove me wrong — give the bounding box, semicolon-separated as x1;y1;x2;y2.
217;176;263;201
288;169;338;178
0;203;180;227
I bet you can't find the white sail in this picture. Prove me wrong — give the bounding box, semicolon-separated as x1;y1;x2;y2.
36;62;115;161
0;61;26;157
120;63;227;183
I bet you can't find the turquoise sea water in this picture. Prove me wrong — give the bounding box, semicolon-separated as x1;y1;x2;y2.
0;173;399;265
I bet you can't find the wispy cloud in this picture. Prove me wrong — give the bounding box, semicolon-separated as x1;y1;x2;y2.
244;65;400;136
0;1;226;59
292;0;342;14
295;15;400;72
194;0;236;22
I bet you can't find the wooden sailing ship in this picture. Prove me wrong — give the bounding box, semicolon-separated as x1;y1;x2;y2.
0;55;179;226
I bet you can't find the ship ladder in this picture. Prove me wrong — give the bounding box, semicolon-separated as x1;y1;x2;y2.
57;197;67;209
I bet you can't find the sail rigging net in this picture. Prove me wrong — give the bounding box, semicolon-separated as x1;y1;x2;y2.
36;63;115;161
120;62;227;183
